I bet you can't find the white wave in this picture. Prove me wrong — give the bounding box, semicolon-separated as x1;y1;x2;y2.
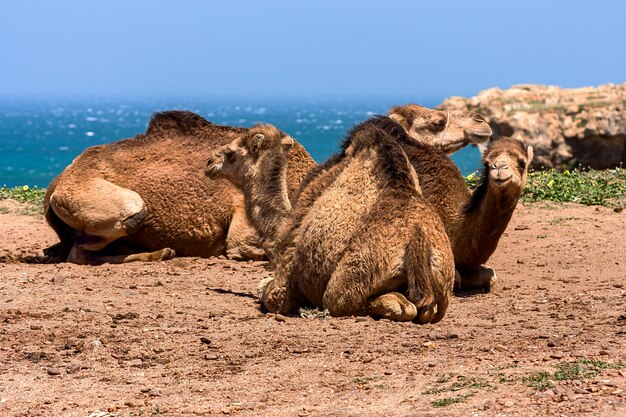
85;131;95;137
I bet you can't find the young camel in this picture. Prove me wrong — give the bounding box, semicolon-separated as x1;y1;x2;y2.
207;119;454;323
31;111;315;265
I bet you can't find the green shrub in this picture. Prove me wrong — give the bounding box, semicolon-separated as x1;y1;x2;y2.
0;185;46;203
465;167;626;206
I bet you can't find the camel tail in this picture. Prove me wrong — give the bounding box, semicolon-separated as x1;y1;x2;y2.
405;229;450;324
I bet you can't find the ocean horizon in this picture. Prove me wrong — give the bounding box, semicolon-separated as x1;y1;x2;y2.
0;97;482;188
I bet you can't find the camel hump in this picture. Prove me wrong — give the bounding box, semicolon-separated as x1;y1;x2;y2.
50;177;146;238
146;110;215;136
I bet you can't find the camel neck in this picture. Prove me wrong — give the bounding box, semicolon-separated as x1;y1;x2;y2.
241;153;292;260
455;185;519;270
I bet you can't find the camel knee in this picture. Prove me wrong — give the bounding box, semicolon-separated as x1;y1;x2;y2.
259;277;293;314
455;265;497;292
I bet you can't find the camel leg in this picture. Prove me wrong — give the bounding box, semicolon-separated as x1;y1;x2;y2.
50;178;175;265
455;265;497;292
368;292;418;321
225;201;266;261
66;234;176;265
257;246;301;314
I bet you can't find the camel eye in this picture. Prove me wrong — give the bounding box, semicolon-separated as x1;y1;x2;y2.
474;115;486;122
224;150;235;161
518;160;527;170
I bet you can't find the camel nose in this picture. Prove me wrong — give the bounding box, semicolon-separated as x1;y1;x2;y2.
491;161;508;171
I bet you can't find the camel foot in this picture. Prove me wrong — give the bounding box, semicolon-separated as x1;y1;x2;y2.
257;277;274;299
455;266;497;292
124;248;176;263
22;242;71;264
369;292;417;322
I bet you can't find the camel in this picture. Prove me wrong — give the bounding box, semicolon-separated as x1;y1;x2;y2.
388;104;492;154
206;118;455;323
288;107;529;292
29;111;316;265
389;129;532;291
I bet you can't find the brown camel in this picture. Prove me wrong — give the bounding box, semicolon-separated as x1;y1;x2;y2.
388;104;492;154
30;111;316;265
390;126;532;291
207;118;455;323
290;108;529;292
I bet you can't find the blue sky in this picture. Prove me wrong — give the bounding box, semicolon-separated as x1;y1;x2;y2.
1;0;625;100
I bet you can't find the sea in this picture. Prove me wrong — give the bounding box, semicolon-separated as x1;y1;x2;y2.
0;97;482;187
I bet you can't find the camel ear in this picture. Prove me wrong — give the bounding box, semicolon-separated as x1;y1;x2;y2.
389;112;410;130
526;145;534;163
250;133;265;154
281;136;294;152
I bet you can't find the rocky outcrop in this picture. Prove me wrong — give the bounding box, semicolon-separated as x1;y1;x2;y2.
440;83;626;170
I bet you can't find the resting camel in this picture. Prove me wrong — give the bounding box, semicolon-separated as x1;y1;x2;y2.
207;118;455;323
295;107;529;292
30;111;316;265
388;104;492;154
387;108;532;290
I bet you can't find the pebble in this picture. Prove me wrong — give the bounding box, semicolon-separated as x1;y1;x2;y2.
91;339;102;348
614;207;624;213
274;314;286;322
200;337;211;345
204;354;219;360
355;316;368;323
547;340;558;347
515;224;530;230
30;324;42;330
362;356;374;363
46;367;61;376
550;353;564;359
575;388;589;395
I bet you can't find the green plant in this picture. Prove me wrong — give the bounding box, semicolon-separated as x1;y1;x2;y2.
524;371;553;391
431;392;475;408
523;168;626;206
0;185;46;203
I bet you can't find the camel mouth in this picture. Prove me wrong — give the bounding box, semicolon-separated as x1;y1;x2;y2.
491;175;513;186
205;162;223;179
466;130;492;143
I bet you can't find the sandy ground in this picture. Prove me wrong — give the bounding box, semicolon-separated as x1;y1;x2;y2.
0;201;625;417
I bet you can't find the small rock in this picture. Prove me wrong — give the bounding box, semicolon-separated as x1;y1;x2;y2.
516;259;525;264
614;207;624;213
547;340;558;347
274;314;286;322
156;313;165;319
129;284;137;289
200;337;211;345
30;324;42;330
599;350;610;355
52;275;65;285
204;354;219;360
515;224;530;230
550;353;564;359
613;282;624;288
355;316;368;323
46;367;61;376
244;352;255;358
91;339;102;348
422;341;436;349
362;356;374;363
575;388;589;395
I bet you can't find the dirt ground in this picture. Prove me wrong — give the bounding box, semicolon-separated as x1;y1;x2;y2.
0;201;624;417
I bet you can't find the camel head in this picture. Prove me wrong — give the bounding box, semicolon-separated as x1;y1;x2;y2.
388;104;492;154
482;136;533;195
205;124;294;187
